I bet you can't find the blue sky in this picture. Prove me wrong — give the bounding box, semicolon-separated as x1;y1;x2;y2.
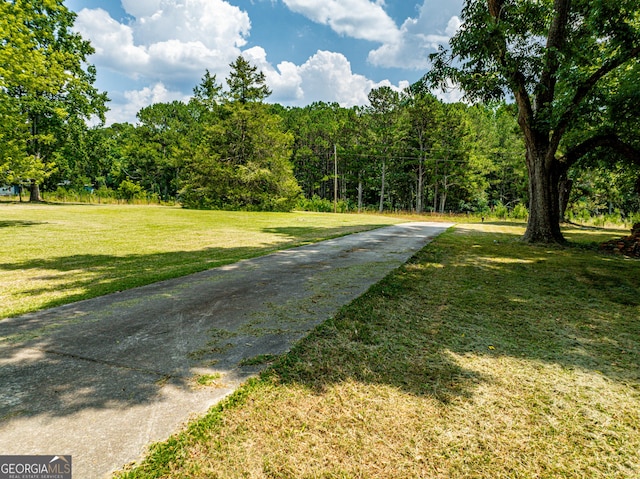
65;0;464;124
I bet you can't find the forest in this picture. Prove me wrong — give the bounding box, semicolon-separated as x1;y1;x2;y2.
1;0;639;228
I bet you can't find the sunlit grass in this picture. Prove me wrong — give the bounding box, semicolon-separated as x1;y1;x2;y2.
116;222;640;479
0;203;405;318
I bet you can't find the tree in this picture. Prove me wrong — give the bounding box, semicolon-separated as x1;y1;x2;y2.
467;102;527;210
179;63;300;210
0;0;108;201
404;86;442;213
426;0;640;242
282;102;352;203
430;102;479;213
226;56;271;104
365;86;405;212
192;69;223;113
126;101;197;200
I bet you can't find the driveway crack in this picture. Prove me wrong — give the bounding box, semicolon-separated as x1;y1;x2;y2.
39;348;171;378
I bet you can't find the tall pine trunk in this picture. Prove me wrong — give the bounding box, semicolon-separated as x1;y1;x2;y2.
357;174;363;213
558;175;573;222
416;157;424;214
378;160;386;213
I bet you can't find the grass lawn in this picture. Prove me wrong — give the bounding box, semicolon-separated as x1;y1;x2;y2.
0;203;405;319
116;222;639;479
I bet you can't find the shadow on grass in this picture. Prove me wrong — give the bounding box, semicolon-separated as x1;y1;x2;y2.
2;219;638;470
0;241;307;423
0;246;272;315
0;220;47;228
266;225;639;404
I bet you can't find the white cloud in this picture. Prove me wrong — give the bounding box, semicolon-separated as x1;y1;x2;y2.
369;12;461;69
75;0;250;87
75;9;149;75
445;15;463;37
106;83;190;125
280;0;462;71
119;0;160;19
432;79;466;104
298;50;377;105
242;47;304;103
248;49;408;107
125;0;250;49
282;0;400;43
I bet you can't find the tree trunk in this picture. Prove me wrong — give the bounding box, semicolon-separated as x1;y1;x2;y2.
522;150;565;243
558;175;573;222
433;159;439;212
416;158;424;214
29;180;42;202
378;160;386;213
439;189;447;214
357;175;363;213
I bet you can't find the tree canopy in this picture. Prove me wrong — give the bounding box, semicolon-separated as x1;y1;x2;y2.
179;57;301;211
426;0;640;242
0;0;108;200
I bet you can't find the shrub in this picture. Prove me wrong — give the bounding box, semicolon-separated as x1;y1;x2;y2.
493;201;509;219
510;203;529;220
117;180;144;202
297;195;349;213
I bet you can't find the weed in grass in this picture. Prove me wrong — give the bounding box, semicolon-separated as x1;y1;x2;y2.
238;354;280;367
206;328;238;342
194;373;223;387
236;323;286;337
186;344;234;361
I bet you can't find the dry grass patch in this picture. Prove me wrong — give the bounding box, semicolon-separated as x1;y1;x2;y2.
117;223;640;479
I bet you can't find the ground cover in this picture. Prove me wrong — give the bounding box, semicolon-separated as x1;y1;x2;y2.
0;203;404;319
116;222;639;479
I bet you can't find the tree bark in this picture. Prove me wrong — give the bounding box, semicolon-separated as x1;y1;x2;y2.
522;150;564;243
378;160;386;213
416;157;424;214
558;175;573;222
439;192;447;214
433;159;439;212
29;180;42;202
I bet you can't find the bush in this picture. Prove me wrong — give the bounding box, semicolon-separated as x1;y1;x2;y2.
603;211;623;227
45;186;94;203
510;203;529;220
493;201;509;219
297;195;349;213
117;180;144;202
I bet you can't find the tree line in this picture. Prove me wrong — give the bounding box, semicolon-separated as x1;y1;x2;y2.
66;72;533;215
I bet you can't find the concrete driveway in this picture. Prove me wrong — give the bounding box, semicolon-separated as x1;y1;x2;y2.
0;221;452;478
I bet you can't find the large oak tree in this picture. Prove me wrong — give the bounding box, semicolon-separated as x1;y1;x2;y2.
426;0;640;243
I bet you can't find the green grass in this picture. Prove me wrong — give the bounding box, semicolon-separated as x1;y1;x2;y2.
194;373;223;387
115;222;639;479
0;203;404;319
